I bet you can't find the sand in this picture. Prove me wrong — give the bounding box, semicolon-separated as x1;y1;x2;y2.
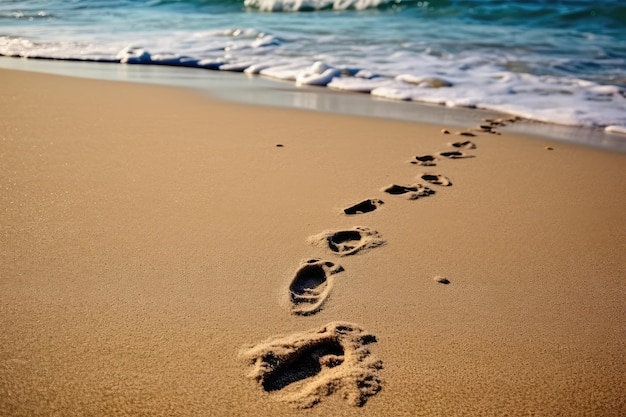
1;68;625;416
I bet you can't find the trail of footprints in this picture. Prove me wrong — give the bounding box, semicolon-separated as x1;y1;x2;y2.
242;117;516;408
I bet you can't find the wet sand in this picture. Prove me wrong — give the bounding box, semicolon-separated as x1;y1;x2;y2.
1;68;625;416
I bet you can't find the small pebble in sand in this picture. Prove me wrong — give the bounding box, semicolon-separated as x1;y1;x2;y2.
434;276;450;285
545;146;554;151
441;129;450;134
276;144;284;147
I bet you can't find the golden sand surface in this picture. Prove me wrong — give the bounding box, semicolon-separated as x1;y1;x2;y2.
1;68;625;416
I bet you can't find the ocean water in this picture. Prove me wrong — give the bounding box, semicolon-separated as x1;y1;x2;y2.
1;0;626;132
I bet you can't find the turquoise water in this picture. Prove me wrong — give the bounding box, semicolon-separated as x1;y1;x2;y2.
1;0;626;130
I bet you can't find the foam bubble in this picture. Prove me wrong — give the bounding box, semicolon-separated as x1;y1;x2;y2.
260;63;309;81
328;77;395;93
117;46;151;64
295;61;341;86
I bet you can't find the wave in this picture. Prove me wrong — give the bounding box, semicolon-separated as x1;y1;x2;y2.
243;0;403;12
0;11;56;20
2;0;624;132
4;0;625;24
240;0;626;26
2;33;625;131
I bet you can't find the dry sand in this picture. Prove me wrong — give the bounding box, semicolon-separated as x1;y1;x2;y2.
1;68;625;416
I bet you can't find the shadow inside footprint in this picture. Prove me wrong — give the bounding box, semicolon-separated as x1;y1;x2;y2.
382;184;435;200
329;231;362;253
450;140;477;149
438;151;474;159
241;322;383;408
262;339;345;392
420;173;452;186
384;184;419;195
410;155;438;166
343;199;384;215
309;226;384;256
289;259;343;316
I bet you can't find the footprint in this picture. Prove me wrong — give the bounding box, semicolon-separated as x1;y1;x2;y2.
381;183;435;200
477;124;494;132
449;140;477;150
409;154;438;166
309;226;384;256
455;131;476;137
289;259;344;316
343;199;384;215
438;150;474;160
484;118;506;127
476;122;504;134
240;322;383;408
419;173;452;186
485;116;519;127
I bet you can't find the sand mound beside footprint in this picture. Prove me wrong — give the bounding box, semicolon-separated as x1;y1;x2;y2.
309;226;384;256
240;322;383;408
289;259;344;316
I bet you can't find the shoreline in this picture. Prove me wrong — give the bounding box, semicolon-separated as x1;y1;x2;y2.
1;56;625;152
1;68;625;416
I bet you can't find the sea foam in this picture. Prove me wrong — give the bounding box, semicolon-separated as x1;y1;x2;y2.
2;0;625;133
243;0;396;12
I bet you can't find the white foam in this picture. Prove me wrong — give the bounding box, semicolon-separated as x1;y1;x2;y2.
396;74;453;88
219;61;254;72
328;77;395;93
368;69;626;128
260;63;309;81
605;125;626;135
354;69;380;79
151;54;200;66
244;0;393;12
3;30;625;130
198;58;224;69
295;61;341;86
243;63;272;74
0;35;120;62
117;46;152;64
251;35;283;48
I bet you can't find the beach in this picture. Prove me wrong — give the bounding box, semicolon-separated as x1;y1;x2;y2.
1;67;625;416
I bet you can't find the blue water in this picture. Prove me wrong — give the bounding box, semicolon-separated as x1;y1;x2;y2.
1;0;626;130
